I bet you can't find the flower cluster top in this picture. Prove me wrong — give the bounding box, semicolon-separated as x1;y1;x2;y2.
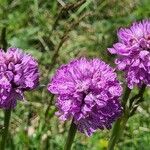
0;48;39;109
108;20;150;88
48;58;122;136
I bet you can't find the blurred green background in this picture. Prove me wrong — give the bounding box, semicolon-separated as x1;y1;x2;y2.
0;0;150;149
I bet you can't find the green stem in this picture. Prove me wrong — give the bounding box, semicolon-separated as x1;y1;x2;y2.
107;115;128;150
108;84;146;150
64;119;77;150
129;84;146;116
122;86;131;109
107;86;131;150
107;118;121;150
1;27;7;51
129;84;146;109
1;109;12;150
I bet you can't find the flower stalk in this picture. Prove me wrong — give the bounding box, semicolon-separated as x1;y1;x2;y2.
107;115;128;150
107;86;131;150
107;84;146;150
64;119;77;150
1;109;12;150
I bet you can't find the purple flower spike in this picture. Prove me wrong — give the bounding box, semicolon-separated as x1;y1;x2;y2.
48;58;122;136
0;48;39;109
108;20;150;88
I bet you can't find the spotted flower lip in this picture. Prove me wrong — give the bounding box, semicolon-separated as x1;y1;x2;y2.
108;20;150;89
0;48;39;109
48;58;122;136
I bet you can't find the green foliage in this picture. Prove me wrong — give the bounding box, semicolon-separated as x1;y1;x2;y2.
0;0;150;149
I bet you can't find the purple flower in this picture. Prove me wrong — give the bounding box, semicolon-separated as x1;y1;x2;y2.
108;20;150;88
0;48;39;109
48;58;122;136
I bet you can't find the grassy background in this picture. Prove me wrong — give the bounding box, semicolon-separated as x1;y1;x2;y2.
0;0;150;149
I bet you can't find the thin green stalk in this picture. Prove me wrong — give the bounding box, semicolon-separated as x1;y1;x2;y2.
107;116;128;150
107;118;122;150
1;27;7;51
107;86;131;150
129;84;146;116
1;109;12;150
108;84;146;150
129;84;146;109
64;119;77;150
122;86;131;109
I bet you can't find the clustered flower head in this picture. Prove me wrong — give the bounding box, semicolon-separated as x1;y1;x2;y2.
0;48;39;109
108;20;150;89
48;58;122;136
